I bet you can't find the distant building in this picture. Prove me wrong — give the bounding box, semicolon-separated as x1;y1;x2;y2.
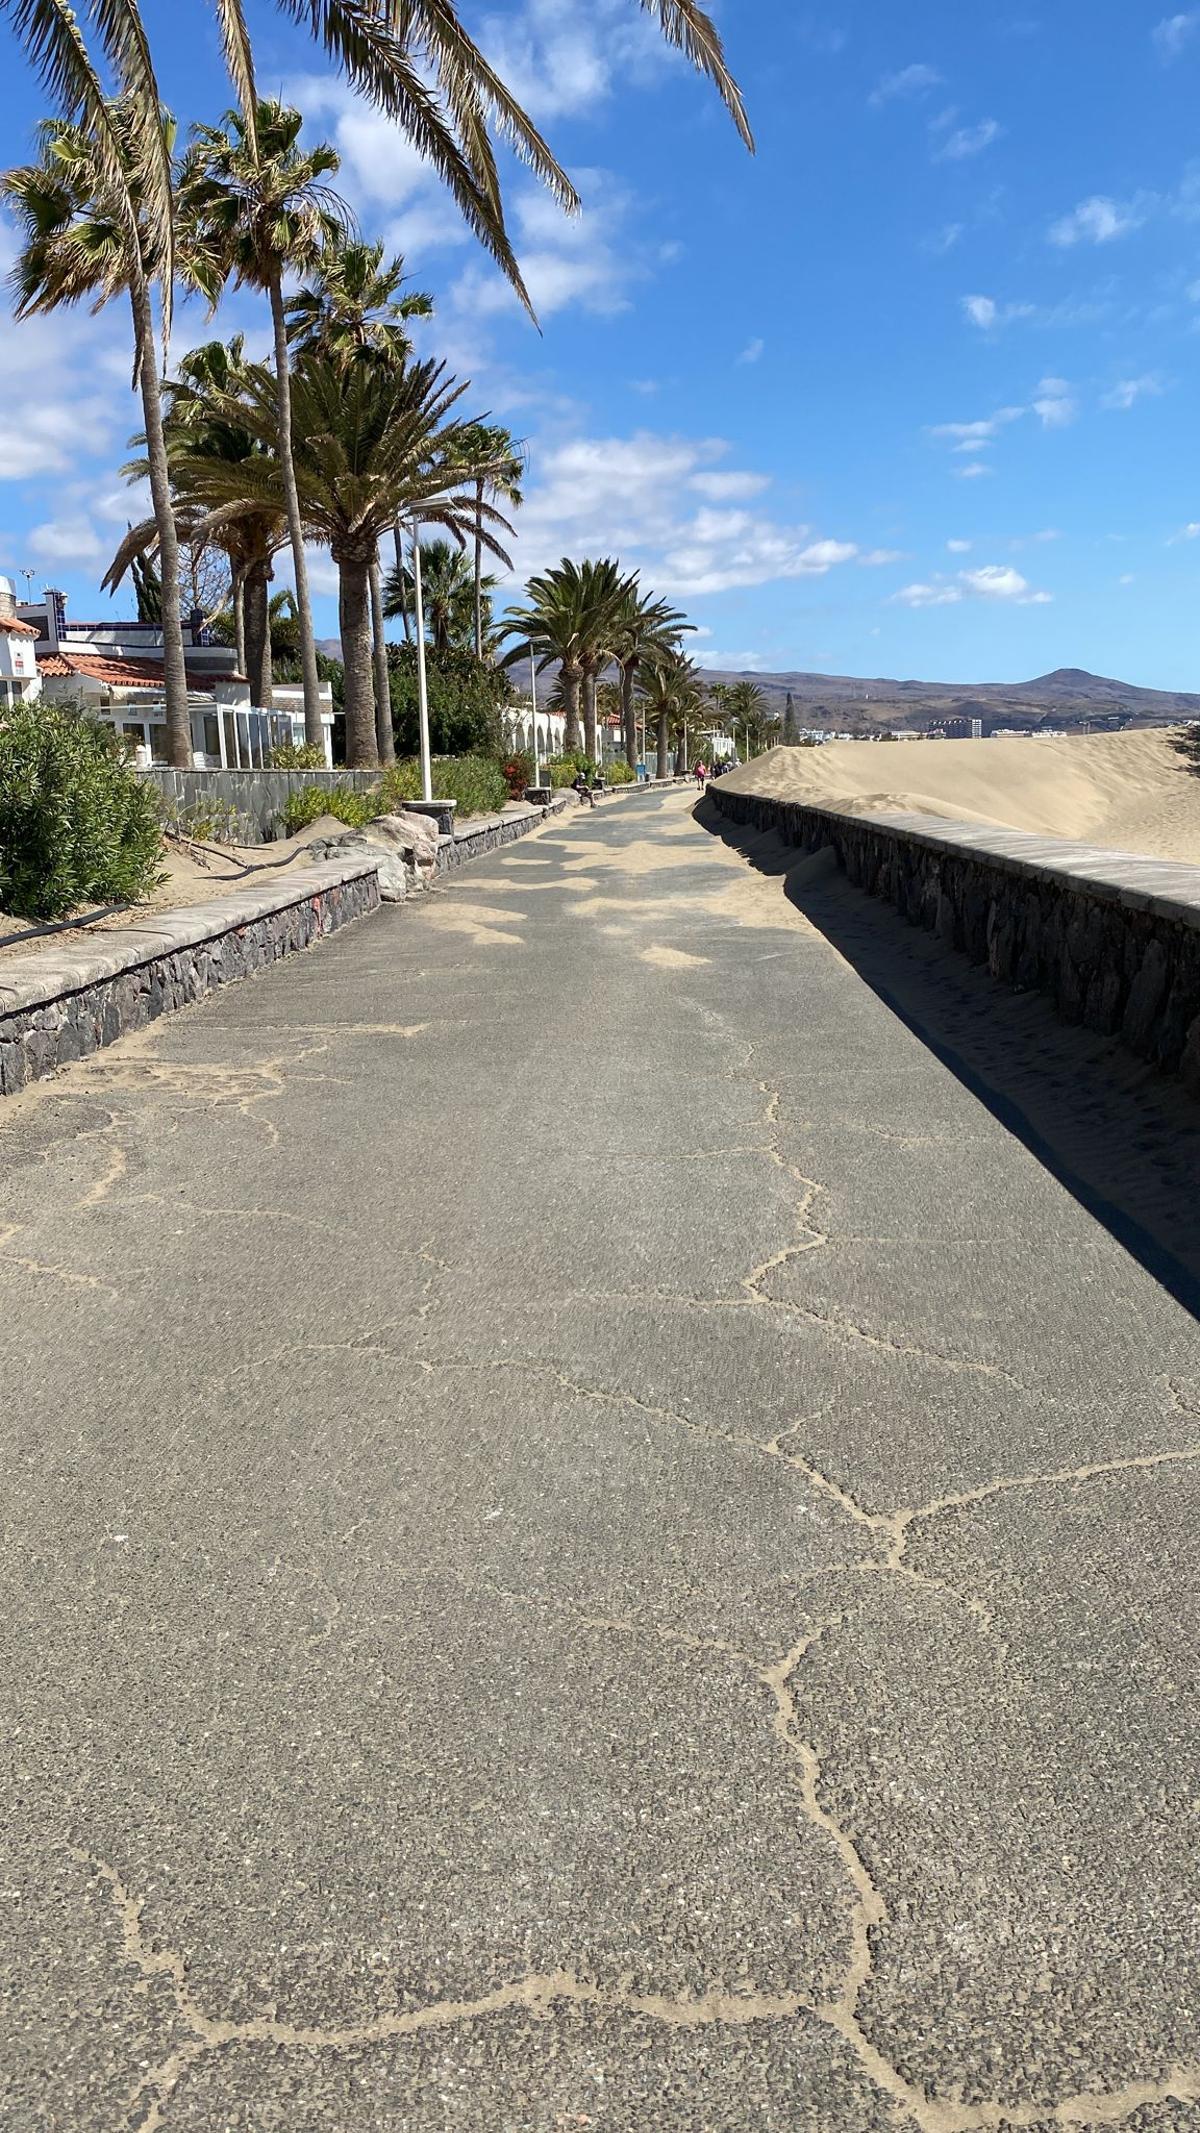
9;581;335;767
0;575;40;709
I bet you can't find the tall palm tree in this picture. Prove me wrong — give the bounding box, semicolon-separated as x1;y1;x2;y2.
175;352;510;769
500;562;589;755
640;650;704;779
575;558;639;764
2;105;195;766
726;676;770;758
451;421;524;659
287;237;434;765
179;101;353;751
104;333;288;713
610;583;690;770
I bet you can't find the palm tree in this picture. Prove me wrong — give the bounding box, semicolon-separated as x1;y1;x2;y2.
286;237;435;764
726;677;770;758
640;651;704;779
104;333;288;713
383;537;495;652
179;101;353;751
449;421;525;659
173;352;510;769
570;558;638;764
2;104;195;766
500;565;584;755
286;238;432;365
610;584;690;770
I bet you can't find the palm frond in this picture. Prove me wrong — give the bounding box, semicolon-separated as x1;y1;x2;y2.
211;0;259;153
638;0;753;148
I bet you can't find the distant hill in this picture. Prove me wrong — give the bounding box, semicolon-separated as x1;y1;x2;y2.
697;665;1200;733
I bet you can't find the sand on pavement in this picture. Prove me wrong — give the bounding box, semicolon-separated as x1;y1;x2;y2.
723;726;1200;862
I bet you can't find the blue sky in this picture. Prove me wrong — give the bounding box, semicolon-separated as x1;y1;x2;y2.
4;0;1200;686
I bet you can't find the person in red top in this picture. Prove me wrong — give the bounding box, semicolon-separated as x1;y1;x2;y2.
694;759;708;790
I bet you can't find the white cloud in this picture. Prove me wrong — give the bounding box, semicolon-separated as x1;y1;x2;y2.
1048;194;1146;246
503;427;871;597
892;581;963;608
736;337;765;365
892;563;1051;609
961;564;1051;602
692;646;771;671
1102;373;1165;409
451;171;642;319
1031;376;1078;427
28;516;107;567
931;408;1024;450
924;221;964;255
961;293;1036;330
857;548;906;565
1154;12;1200;58
869;62;943;106
1169;521;1200;541
690;470;771;501
954;462;994;479
946;538;973;553
1119;572;1137;585
935;118;1003;162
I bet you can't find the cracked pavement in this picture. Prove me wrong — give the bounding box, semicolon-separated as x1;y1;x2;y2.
1;790;1199;2131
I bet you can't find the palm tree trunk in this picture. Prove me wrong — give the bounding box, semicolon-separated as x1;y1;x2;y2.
269;271;323;750
232;571;246;678
338;552;377;771
582;671;597;764
473;476;485;660
562;667;582;755
243;559;272;709
369;546;394;767
656;709;670;780
393;522;411;643
621;661;638;770
129;270;191;769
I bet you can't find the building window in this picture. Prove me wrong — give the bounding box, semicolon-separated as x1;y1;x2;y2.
148;723;170;763
202;712;220;760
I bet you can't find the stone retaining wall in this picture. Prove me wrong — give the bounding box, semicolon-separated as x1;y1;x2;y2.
0;860;380;1098
709;784;1200;1090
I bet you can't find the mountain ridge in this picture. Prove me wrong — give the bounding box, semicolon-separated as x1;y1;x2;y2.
696;664;1200;730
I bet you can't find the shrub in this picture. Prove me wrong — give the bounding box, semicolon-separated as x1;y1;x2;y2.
161;795;244;844
384;643;512;758
269;741;328;769
381;753;510;819
281;782;377;836
604;759;634;785
502;750;534;798
0;704;164;920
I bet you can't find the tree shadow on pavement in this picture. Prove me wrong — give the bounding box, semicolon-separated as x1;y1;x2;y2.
699;801;1200;1316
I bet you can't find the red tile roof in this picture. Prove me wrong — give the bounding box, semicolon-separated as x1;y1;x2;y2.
0;614;37;636
37;651;247;688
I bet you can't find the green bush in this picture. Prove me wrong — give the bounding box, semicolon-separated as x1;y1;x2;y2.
381;753;509;818
385;643;512;758
268;741;328;769
0;704;163;920
604;759;634;785
281;782;377;836
546;753;594;788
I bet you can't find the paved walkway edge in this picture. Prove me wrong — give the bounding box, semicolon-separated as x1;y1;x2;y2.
0;859;381;1099
710;782;1200;1088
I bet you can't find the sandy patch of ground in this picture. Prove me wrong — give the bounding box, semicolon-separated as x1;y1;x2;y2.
640;944;711;968
720;729;1200;862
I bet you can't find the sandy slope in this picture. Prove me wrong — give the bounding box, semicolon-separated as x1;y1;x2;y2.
722;728;1200;862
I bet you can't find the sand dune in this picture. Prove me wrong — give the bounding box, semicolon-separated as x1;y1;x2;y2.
723;727;1200;863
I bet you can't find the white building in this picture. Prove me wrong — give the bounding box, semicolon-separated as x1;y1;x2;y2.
9;583;334;767
0;575;41;707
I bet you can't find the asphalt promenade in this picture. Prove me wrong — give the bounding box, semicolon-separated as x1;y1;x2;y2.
2;789;1198;2131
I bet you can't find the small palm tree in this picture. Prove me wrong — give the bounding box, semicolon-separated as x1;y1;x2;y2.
501;563;589;755
2;105;196;765
286;239;433;366
179;101;353;751
573;558;638;764
639;650;705;779
383;538;495;653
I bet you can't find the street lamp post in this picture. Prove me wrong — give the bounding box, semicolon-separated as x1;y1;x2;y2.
528;646;541;786
411;521;433;803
